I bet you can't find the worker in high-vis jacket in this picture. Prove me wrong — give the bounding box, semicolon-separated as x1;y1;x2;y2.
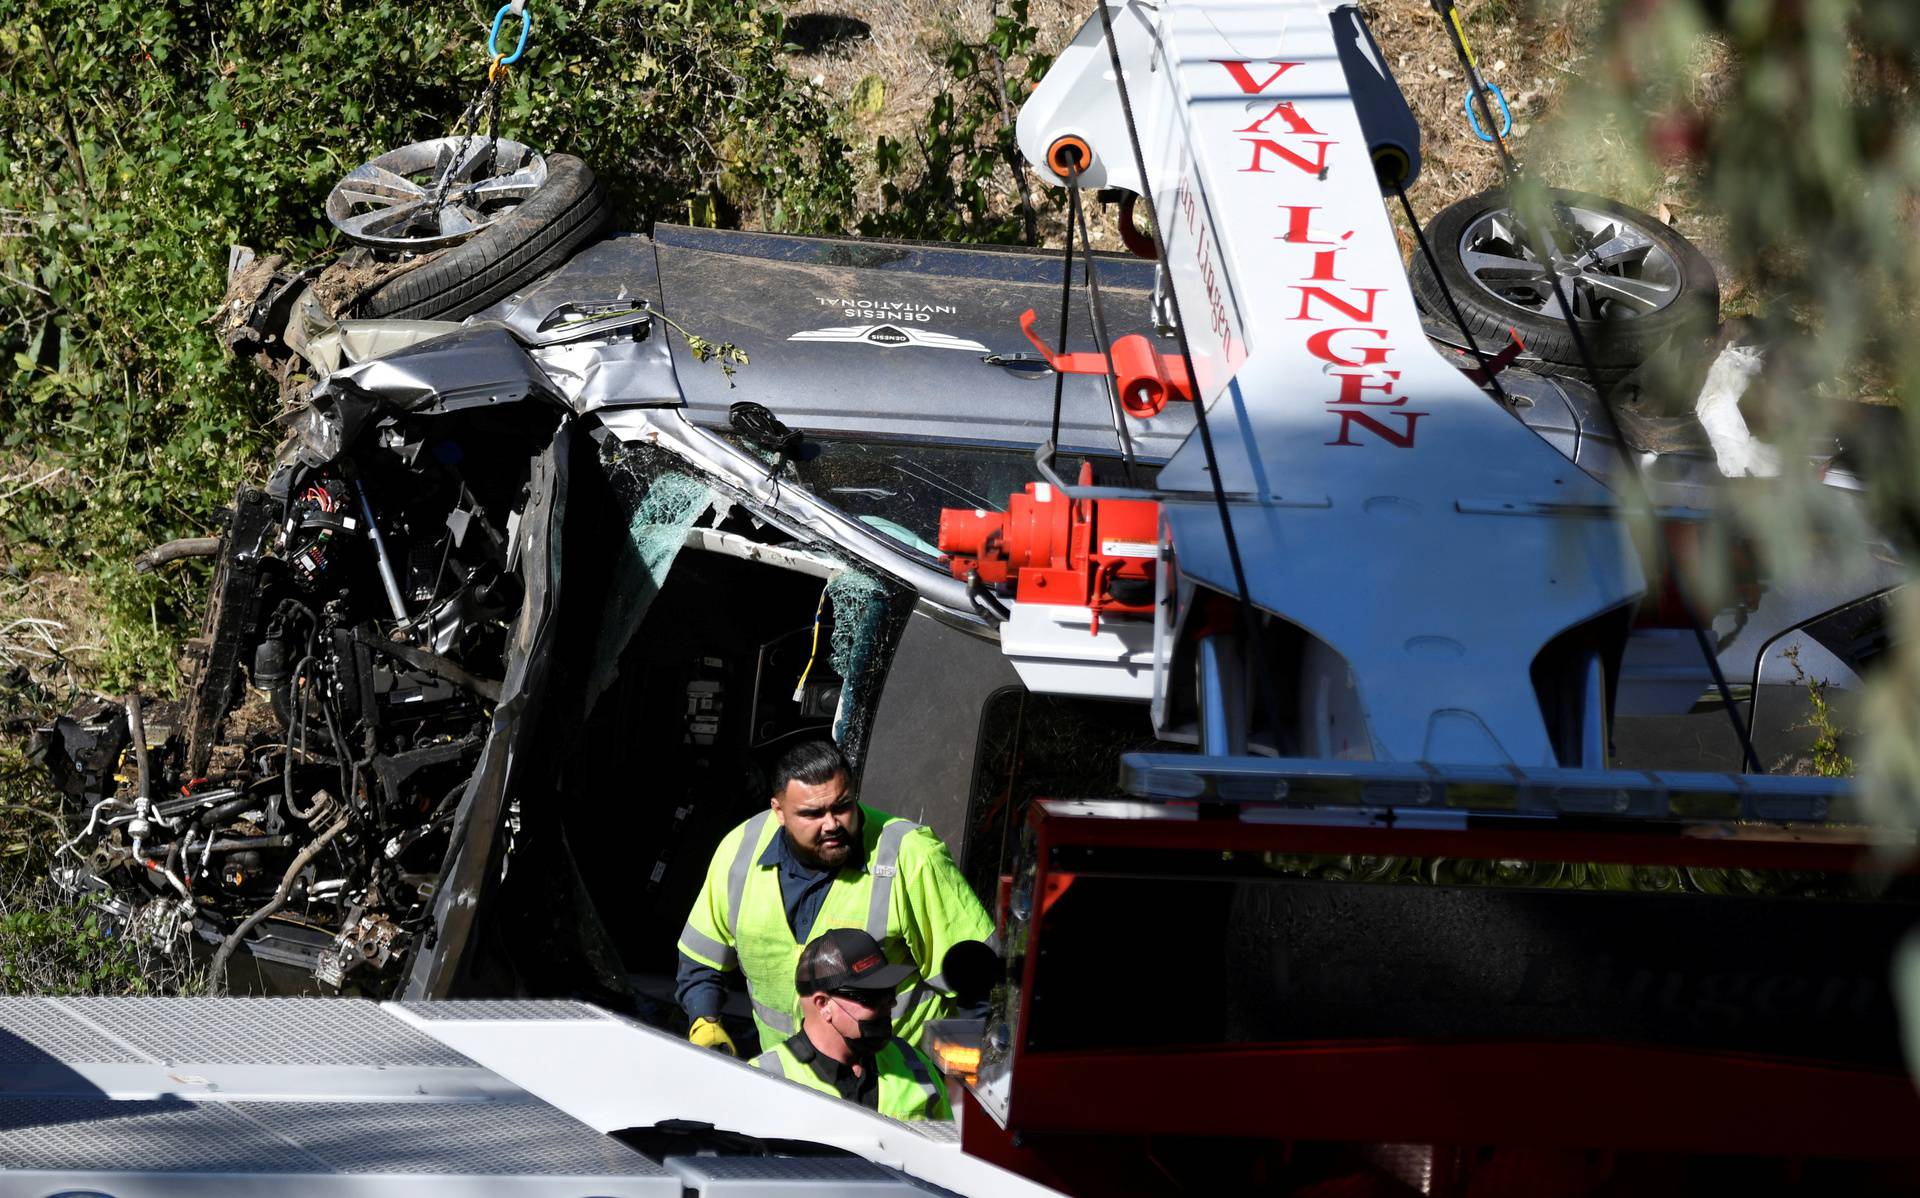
676;739;994;1056
750;927;952;1121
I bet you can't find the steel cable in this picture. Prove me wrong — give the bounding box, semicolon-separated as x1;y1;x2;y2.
1423;4;1764;772
1091;2;1289;754
1393;182;1512;407
1045;159;1081;468
1066;180;1141;484
208;812;351;995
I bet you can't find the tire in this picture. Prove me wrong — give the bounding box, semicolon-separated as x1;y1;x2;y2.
1407;187;1719;388
354;154;612;322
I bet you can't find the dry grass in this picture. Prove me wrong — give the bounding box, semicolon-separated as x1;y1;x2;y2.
0;453;119;744
782;0;1091;221
0;566;111;719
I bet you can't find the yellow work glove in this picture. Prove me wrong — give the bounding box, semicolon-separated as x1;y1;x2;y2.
688;1016;738;1056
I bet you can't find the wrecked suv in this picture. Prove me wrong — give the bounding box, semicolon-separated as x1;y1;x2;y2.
36;140;1901;1005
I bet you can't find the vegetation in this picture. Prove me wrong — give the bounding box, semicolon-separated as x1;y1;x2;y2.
1546;0;1914;817
0;0;859;691
860;0;1053;244
0;742;203;994
0;0;1052;993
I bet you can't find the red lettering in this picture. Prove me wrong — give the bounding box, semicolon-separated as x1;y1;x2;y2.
1235;101;1320;137
1240;137;1336;176
1291;286;1386;323
1307;246;1345;281
1327;410;1426;448
1216;60;1304;94
1306;328;1394;368
1330;370;1404;406
1278;206;1335;245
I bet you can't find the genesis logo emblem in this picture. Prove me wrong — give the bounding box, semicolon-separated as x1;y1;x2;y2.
788;324;989;352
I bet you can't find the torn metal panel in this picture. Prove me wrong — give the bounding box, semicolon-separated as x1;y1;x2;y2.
530;331;682;412
594;406;983;620
321;325;568;415
300;319;468;377
405;419;577;999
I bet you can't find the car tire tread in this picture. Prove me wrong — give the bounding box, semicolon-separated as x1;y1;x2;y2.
354;154;611;322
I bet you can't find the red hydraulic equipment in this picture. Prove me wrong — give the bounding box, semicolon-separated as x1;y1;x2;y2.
937;461;1160;633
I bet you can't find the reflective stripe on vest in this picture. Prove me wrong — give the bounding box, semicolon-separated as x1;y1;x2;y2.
892;1036;939;1108
753;996;796;1037
752;1036;945;1120
864;818;916;939
892;981;928;1022
678;923;736;970
919;931;1000;1009
724;809;925;1052
726;810;772;932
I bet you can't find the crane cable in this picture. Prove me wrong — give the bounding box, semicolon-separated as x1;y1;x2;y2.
1044;160;1081;470
1391;181;1513;408
1426;0;1764;773
1089;1;1291;755
1066;176;1143;485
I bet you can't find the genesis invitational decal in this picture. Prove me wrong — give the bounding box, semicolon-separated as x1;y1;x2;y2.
788;324;990;352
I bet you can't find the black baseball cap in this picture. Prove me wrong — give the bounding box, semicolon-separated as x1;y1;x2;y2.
796;928;913;995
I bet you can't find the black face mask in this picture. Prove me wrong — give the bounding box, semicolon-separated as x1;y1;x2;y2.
831;999;892;1054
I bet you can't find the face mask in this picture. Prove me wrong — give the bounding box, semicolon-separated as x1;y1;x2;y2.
830;999;892;1054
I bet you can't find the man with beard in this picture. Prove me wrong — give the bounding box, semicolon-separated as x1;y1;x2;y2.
676;739;993;1057
750;927;952;1121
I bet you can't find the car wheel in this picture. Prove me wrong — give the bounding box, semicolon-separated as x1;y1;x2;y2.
343;150;612;322
1407;187;1719;388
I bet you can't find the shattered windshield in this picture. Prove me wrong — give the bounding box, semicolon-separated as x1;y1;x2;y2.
776;438;1157;559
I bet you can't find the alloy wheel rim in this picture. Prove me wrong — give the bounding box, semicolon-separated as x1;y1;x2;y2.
1455;203;1683;322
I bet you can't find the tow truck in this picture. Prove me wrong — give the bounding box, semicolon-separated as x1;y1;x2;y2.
13;0;1917;1194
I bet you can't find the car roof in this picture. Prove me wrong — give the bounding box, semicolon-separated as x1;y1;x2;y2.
491;224;1197;460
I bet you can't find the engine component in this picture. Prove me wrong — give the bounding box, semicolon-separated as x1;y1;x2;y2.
252;637;291;692
288;475;360;589
315;914;410;990
128;898;194;953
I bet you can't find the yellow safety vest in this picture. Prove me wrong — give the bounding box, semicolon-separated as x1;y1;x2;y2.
677;805;993;1051
752;1035;952;1122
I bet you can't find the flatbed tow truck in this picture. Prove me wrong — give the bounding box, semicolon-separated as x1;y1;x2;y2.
10;0;1919;1194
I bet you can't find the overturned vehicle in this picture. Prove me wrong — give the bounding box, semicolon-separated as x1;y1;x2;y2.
37;132;1903;1012
40;156;1210;999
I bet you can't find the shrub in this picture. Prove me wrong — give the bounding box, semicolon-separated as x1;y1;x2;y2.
0;0;854;688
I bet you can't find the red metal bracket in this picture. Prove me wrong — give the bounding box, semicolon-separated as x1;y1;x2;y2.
1461;327;1527;388
1019;308;1194;418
